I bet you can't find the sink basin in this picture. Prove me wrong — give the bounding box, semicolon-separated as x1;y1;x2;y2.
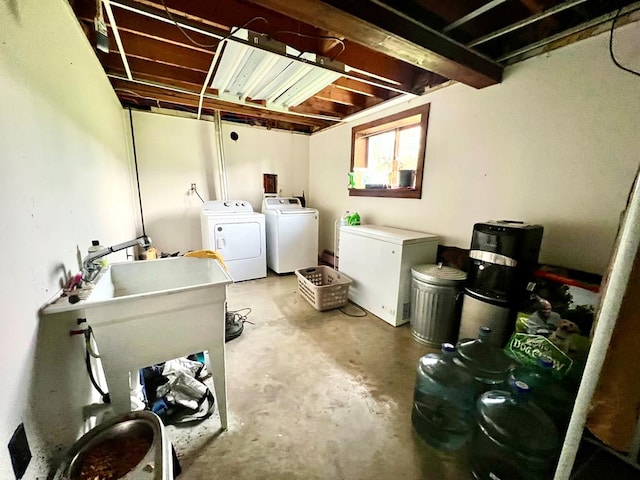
44;257;233;427
48;256;232;309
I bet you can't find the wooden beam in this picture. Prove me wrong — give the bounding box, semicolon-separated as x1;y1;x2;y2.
102;53;207;88
333;77;388;98
314;85;368;107
109;78;335;128
247;0;503;88
291;97;352;117
113;30;214;71
108;0;423;92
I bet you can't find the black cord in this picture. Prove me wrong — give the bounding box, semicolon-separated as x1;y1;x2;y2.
158;0;268;49
190;184;205;203
84;328;110;403
129;108;146;237
339;302;368;317
273;30;346;60
227;307;255;325
609;6;640;77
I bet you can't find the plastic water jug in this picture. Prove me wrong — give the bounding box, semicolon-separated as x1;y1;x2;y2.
411;343;476;450
456;326;513;396
507;357;576;432
471;380;560;480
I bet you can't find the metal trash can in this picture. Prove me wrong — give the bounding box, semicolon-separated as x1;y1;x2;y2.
410;264;467;346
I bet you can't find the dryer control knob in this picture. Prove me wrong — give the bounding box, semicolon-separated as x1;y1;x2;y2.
224;201;231;207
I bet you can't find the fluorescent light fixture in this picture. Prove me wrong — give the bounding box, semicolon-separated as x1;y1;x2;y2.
210;29;345;110
273;68;342;107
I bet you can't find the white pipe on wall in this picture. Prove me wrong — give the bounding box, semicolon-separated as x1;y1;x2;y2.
554;165;640;479
214;110;229;201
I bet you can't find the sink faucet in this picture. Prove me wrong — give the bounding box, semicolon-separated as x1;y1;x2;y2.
82;235;152;283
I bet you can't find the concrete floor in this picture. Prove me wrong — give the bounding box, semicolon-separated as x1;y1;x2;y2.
167;272;471;479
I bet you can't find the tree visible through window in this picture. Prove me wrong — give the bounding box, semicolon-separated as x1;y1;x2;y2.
350;104;430;199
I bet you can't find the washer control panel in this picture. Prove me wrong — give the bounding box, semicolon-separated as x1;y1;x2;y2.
202;200;255;213
262;197;303;210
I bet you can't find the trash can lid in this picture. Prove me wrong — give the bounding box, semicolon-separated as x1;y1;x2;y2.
411;264;467;286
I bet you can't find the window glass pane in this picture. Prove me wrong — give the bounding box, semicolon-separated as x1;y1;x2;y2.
349;103;429;198
366;131;395;185
397;126;420;170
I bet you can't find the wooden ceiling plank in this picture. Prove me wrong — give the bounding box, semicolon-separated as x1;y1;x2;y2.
109;77;335;127
247;0;503;88
115;30;214;71
296;97;351;116
467;0;590;47
333;77;388;98
443;0;510;33
103;54;207;88
117;0;423;93
78;8;217;53
313;85;367;107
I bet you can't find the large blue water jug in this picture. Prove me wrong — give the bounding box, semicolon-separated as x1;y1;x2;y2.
471;381;560;480
456;326;513;396
507;357;576;433
411;343;476;450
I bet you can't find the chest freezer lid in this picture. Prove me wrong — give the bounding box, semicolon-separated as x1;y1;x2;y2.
340;225;439;245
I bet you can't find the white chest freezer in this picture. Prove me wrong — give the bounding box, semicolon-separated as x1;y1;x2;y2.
339;225;439;326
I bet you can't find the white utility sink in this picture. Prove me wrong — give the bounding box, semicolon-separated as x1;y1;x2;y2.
44;257;233;428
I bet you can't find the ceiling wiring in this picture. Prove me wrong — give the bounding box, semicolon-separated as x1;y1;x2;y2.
157;0;220;48
115;88;161;107
609;6;640;77
272;30;346;60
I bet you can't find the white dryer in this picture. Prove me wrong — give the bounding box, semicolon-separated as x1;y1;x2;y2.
262;197;319;274
201;200;266;282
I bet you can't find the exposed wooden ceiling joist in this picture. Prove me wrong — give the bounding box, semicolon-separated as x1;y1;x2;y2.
110;77;335;129
69;0;638;134
246;0;504;88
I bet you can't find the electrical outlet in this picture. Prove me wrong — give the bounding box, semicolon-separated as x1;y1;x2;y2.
8;423;31;479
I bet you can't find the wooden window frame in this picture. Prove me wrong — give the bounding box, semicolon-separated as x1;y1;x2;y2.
349;104;430;199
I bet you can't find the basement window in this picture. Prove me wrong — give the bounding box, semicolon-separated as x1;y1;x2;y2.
350;104;430;199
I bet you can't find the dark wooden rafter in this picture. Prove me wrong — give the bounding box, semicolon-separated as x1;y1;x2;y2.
70;0;636;133
314;85;369;107
72;0;356;124
290;97;353;117
70;0;424;125
101;0;426;91
246;0;503;88
332;77;388;98
110;78;334;130
144;0;428;88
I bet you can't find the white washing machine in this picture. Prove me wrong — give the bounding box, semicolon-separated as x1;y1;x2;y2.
262;197;319;274
201;200;266;282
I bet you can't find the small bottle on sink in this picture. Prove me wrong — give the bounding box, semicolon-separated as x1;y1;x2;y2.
88;240;108;268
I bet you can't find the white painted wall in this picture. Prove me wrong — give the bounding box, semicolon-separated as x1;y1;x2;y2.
130;110;219;255
0;0;137;477
309;22;640;276
221;122;310;207
133;113;309;253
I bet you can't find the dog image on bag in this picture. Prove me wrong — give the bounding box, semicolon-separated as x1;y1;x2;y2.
549;319;581;354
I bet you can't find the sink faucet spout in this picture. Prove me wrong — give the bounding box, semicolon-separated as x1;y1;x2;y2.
82;235;152;283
